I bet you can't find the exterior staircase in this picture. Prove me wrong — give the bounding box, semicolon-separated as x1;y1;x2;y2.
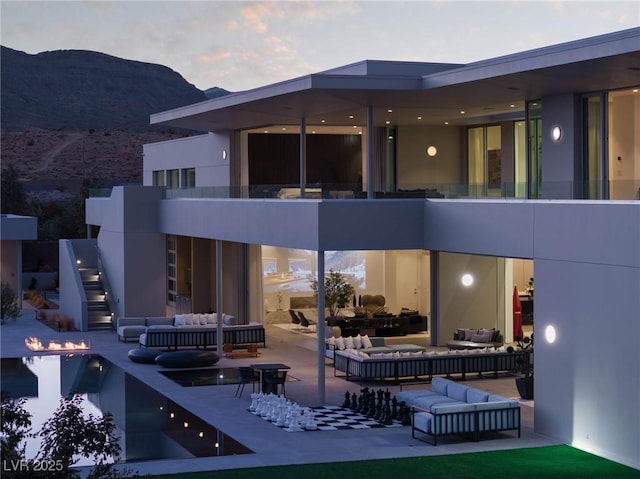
80;268;114;331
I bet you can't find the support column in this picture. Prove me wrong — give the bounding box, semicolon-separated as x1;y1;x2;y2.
300;117;306;198
366;106;374;199
316;251;325;404
216;240;223;353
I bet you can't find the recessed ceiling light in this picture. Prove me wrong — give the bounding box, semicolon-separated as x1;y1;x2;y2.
510;104;515;108
387;109;393;113
348;115;354;119
321;119;326;123
417;116;422;120
460;110;465;115
311;130;316;134
353;125;357;128
385;120;390;124
444;121;449;125
264;130;268;133
282;127;286;131
634;89;639;93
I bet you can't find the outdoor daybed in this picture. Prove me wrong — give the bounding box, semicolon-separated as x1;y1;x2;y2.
117;314;265;349
397;377;521;445
333;347;525;383
446;328;504;350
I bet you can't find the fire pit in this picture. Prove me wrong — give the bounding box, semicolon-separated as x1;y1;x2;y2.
25;337;90;352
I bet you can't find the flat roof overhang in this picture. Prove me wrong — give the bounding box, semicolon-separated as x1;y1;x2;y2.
150;28;640;132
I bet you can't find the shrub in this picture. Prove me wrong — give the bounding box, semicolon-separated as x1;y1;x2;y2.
1;281;20;322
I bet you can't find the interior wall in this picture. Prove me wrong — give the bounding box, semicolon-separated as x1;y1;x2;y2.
396;125;463;188
512;258;534;292
437;253;503;346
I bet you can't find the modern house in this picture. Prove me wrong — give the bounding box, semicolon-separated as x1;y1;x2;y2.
81;28;639;468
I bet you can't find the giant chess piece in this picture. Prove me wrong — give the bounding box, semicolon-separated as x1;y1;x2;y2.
399;401;412;426
350;392;358;411
382;389;393;425
390;396;399;421
342;390;351;409
356;391;365;413
366;392;376;418
361;389;371;416
374;389;384;421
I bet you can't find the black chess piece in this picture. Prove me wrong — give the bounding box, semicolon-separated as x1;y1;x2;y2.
361;389;371;416
382;390;393;425
374;389;384;421
342;391;351;409
390;396;399;420
357;388;369;413
366;392;376;418
351;392;358;411
399;402;412;426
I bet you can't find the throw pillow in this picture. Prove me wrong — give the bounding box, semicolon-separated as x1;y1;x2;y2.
183;314;193;325
174;314;184;326
206;313;217;325
361;335;373;349
464;328;477;341
335;337;346;350
344;336;355;349
353;334;363;349
326;336;336;346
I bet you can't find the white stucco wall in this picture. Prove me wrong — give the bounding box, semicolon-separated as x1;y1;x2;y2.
142;132;231;187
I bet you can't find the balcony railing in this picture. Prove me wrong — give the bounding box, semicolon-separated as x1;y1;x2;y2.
89;181;640;201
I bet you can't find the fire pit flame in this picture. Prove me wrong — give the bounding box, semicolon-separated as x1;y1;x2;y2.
25;337;90;351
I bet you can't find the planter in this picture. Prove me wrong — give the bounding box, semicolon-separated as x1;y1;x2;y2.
515;376;534;400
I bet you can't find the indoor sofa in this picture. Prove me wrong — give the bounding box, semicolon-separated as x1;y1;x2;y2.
396;377;521;445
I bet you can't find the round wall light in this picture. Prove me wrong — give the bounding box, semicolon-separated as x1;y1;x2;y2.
551;126;562;142
461;273;474;287
222;149;228;161
426;146;438;157
545;324;557;344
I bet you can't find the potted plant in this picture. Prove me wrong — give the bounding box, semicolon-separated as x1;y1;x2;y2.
310;270;355;325
1;281;20;324
508;333;534;399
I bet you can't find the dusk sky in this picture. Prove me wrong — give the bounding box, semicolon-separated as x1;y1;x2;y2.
2;1;639;92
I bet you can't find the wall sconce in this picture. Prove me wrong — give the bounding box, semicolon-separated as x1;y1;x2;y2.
551;126;562;142
426;146;437;157
461;273;474;287
222;149;227;161
545;325;557;344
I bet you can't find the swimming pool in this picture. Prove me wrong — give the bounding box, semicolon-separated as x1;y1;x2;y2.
0;355;253;465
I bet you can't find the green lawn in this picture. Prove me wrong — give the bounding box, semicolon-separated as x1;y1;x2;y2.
150;445;640;479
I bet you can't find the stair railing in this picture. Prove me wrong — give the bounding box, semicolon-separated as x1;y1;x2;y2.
96;245;117;325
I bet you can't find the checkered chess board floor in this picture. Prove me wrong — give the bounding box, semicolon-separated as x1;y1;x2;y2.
295;405;405;431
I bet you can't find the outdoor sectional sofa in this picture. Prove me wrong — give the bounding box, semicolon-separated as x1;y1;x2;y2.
116;314;265;349
397;377;521;445
333;347;526;383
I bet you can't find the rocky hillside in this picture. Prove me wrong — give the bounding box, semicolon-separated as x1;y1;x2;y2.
0;47;231;185
0;46;218;131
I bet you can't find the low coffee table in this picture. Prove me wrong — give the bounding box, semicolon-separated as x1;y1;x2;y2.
388;344;426;353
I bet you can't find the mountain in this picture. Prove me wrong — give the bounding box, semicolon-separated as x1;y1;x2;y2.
0;46;230;131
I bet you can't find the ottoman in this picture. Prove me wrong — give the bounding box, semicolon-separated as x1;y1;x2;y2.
128;348;161;364
389;344;426;353
155;350;220;368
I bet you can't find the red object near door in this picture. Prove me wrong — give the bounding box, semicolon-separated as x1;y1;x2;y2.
513;286;524;338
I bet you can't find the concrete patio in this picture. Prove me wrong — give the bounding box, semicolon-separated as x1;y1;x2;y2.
0;308;556;476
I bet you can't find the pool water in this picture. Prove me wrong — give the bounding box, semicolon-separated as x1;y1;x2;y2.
161;367;298;387
0;355;253;464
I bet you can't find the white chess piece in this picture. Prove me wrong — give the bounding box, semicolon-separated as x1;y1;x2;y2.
285;410;304;432
304;409;318;431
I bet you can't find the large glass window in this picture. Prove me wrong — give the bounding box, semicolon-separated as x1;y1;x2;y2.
261;246;430;317
152;170;165;186
181;168;196;188
583;94;606;199
526;101;542;198
467;125;501;197
514;121;527;197
166;169;179;189
167;235;177;305
608;88;640;200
